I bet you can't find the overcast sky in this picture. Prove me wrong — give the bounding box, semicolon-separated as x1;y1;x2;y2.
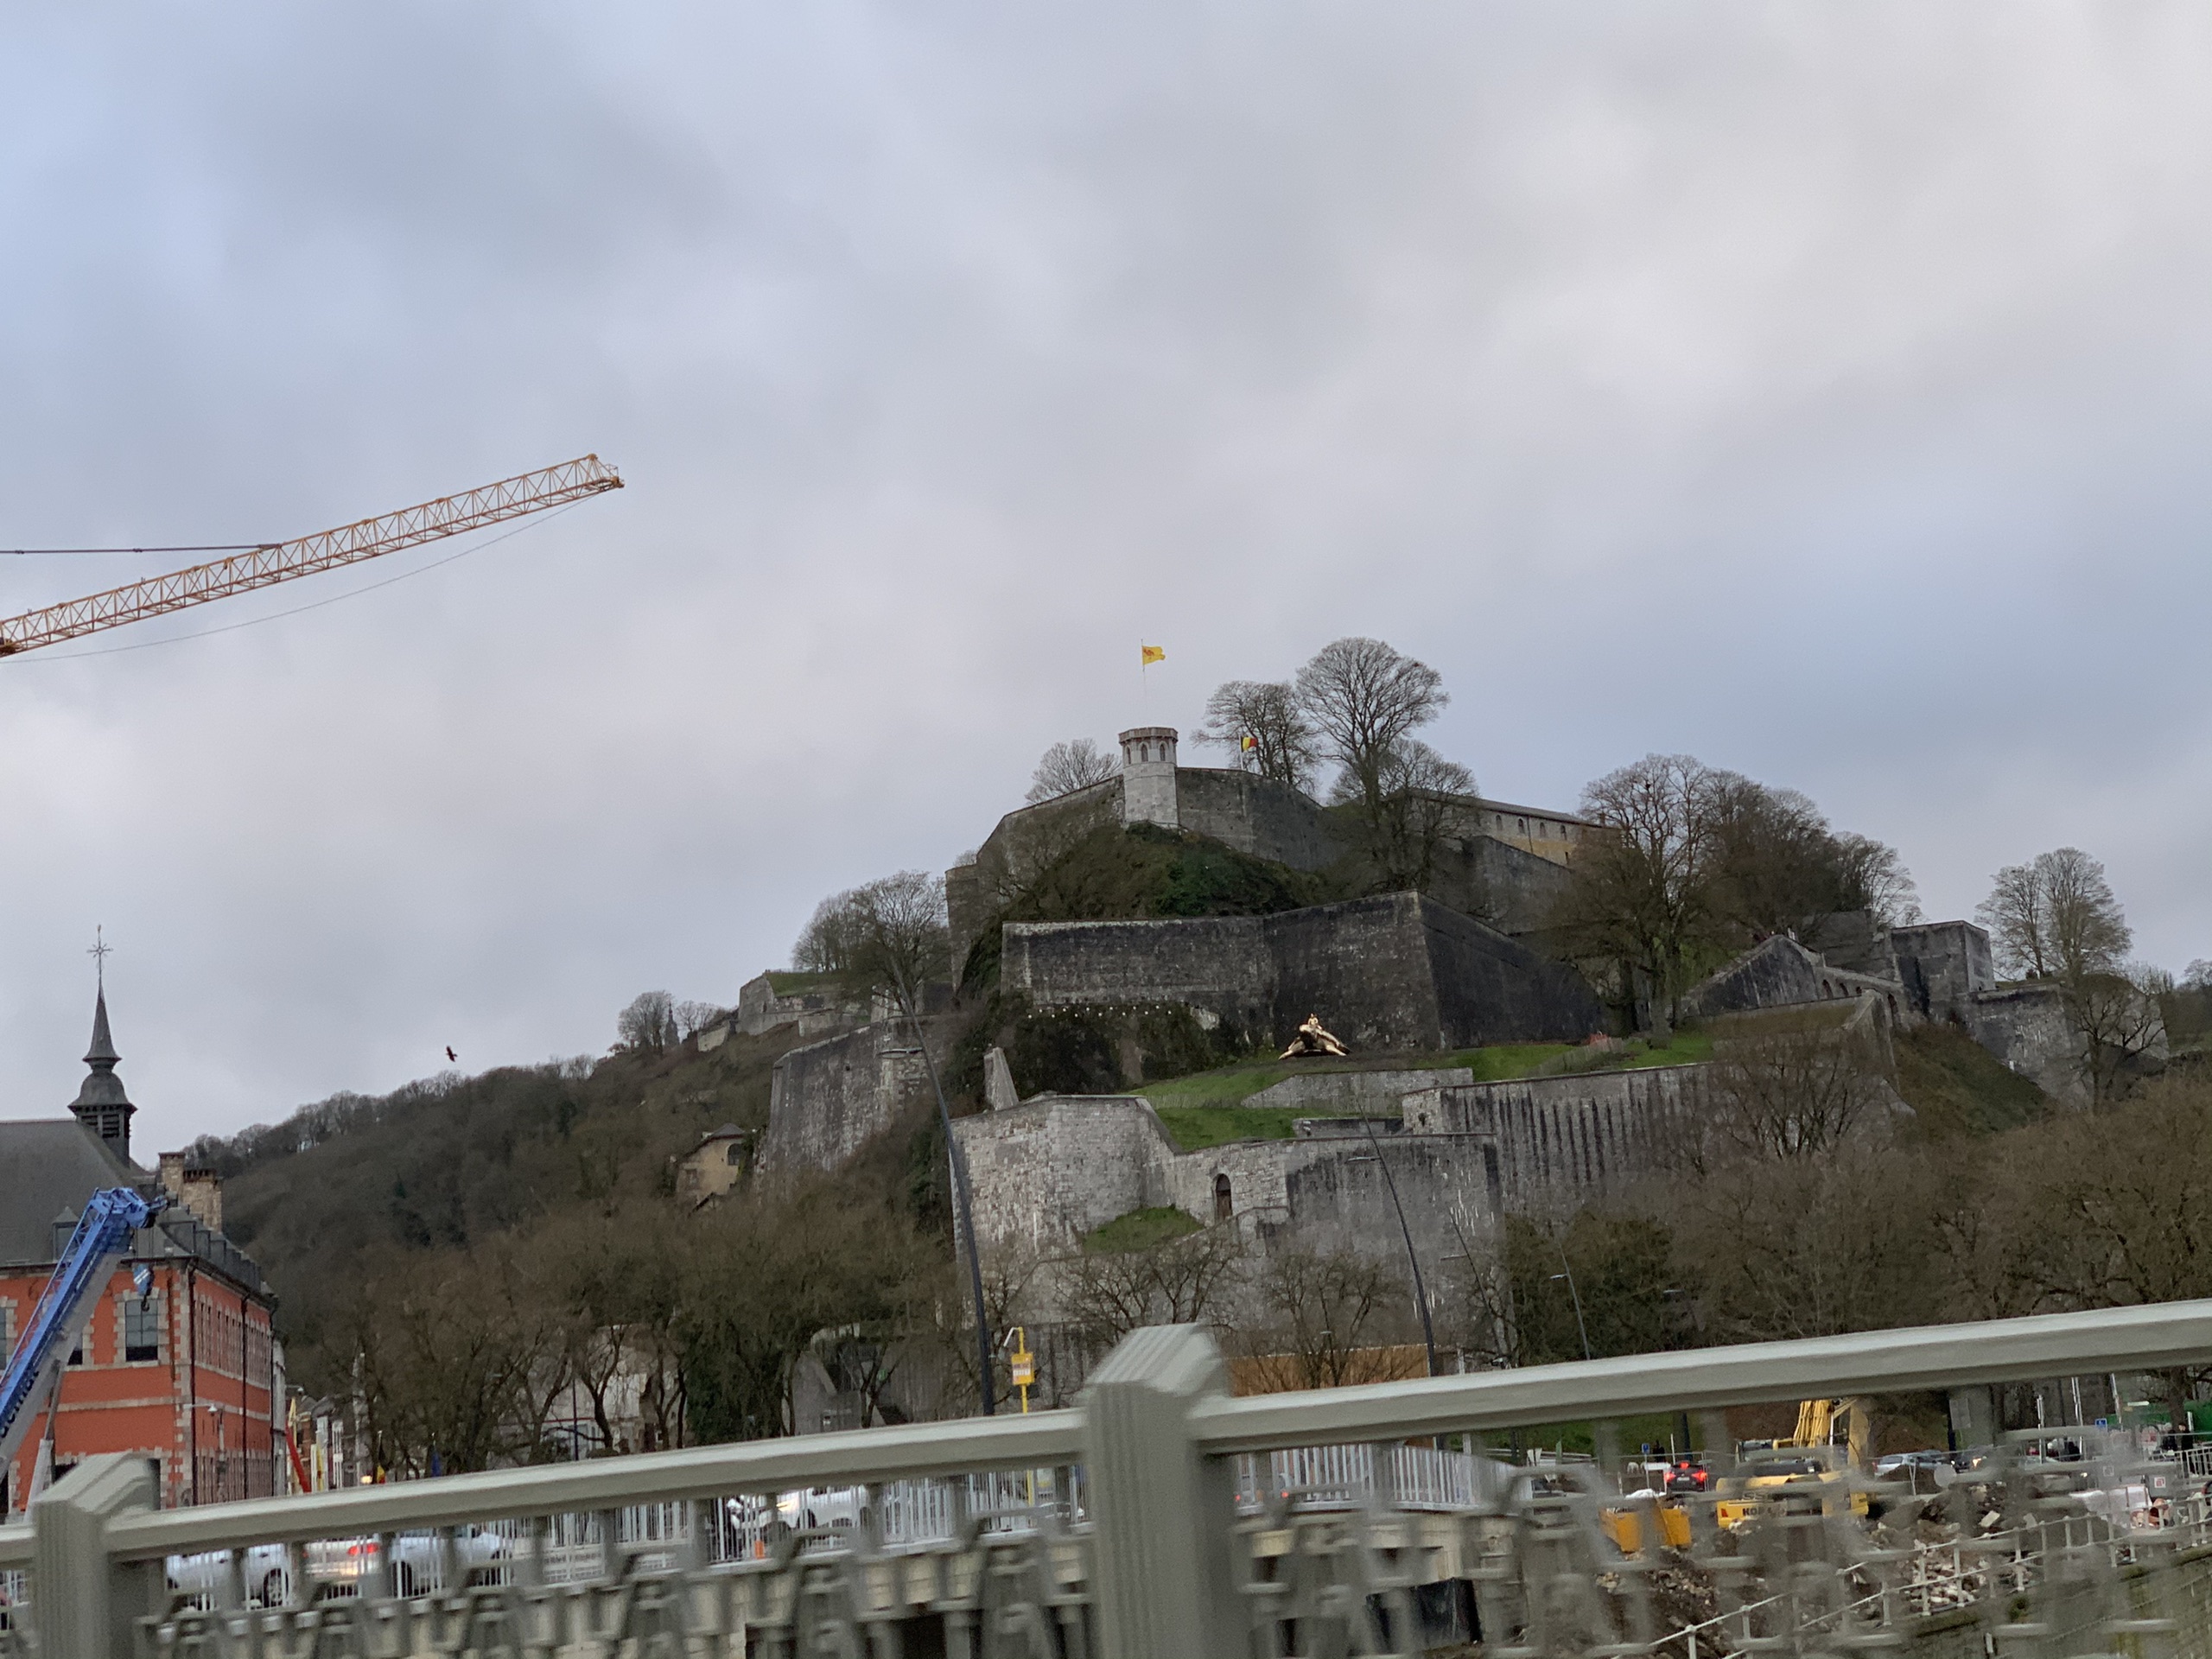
2;4;2207;1147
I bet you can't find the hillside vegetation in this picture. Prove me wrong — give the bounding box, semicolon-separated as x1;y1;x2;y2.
961;822;1342;991
197;1027;808;1374
1891;1022;2053;1137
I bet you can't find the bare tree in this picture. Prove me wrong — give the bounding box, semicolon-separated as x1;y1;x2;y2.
1026;738;1121;804
2066;966;2170;1108
1681;1017;1895;1170
794;872;950;1002
1061;1223;1246;1347
2187;960;2212;992
1294;637;1449;814
1329;739;1477;892
844;871;951;1010
793;891;867;974
1194;679;1319;792
1245;1244;1408;1389
616;991;677;1058
673;1001;722;1041
1554;754;1735;1027
1829;832;1923;926
1976;848;2132;982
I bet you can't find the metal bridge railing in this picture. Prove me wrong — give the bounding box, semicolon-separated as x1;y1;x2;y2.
4;1298;2209;1657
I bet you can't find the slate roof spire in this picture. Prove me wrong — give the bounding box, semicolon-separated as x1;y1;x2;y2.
71;979;136;1162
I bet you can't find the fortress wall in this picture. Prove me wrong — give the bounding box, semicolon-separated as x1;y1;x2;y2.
957;1094;1498;1287
1264;894;1445;1051
1004;894;1604;1054
1267;1135;1500;1268
953;1096;1169;1250
1961;984;2084;1106
1421;903;1609;1046
1001;916;1274;1026
1891;921;1994;1020
1412;1065;1700;1211
1172;768;1340;872
950;780;1125;965
760;1018;957;1175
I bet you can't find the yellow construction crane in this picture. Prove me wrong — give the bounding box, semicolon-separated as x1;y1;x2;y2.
0;454;621;658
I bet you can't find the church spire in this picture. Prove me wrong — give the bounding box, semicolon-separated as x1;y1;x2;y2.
72;931;134;1161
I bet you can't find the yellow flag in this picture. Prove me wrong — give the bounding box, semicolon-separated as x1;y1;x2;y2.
1240;734;1258;753
1141;644;1166;665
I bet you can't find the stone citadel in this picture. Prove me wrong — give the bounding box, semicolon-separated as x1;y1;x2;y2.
708;723;2154;1387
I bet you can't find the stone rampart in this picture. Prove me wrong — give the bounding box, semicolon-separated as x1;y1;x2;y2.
1890;921;1994;1021
951;1094;1499;1287
1002;915;1275;1030
1961;984;2084;1106
759;1017;959;1175
1172;768;1341;871
1001;893;1603;1053
1681;936;1908;1024
1407;1065;1705;1212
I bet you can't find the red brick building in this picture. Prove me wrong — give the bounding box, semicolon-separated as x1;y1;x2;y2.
0;992;280;1514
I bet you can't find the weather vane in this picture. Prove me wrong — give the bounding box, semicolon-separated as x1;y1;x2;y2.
88;925;111;988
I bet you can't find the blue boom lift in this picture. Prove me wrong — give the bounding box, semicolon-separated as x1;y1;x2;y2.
0;1186;165;1488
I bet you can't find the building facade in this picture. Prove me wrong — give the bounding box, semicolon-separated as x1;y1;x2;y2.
0;992;281;1514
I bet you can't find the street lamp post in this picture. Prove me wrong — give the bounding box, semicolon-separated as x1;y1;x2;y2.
1549;1241;1593;1363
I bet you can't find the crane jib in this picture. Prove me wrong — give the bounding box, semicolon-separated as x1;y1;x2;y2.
0;454;622;657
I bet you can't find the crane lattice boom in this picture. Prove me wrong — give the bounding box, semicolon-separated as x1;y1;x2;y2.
0;454;622;657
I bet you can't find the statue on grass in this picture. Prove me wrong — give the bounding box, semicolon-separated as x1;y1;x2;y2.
1279;1014;1349;1059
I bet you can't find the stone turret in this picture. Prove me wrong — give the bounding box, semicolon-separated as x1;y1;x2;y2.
1118;726;1179;830
71;987;136;1162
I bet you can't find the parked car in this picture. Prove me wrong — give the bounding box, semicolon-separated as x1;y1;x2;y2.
168;1527;507;1606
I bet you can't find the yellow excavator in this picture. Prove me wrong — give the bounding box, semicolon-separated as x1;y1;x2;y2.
1714;1398;1873;1529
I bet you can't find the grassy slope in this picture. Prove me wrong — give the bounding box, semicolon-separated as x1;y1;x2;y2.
1084;1205;1204;1252
1891;1021;2053;1137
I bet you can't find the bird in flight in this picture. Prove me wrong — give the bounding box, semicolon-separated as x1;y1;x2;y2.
445;1046;458;1064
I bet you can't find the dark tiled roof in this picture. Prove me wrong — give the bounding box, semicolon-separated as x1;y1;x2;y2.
0;1118;268;1298
0;1118;142;1266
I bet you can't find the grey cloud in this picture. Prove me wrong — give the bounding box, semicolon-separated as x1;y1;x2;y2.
0;3;2206;1145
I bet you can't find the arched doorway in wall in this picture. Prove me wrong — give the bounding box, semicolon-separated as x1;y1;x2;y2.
1213;1173;1233;1222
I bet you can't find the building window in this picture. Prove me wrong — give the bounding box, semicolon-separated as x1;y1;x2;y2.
1213;1173;1233;1222
726;1144;743;1166
124;1294;162;1363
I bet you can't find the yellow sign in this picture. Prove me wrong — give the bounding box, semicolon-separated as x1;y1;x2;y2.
1141;644;1166;665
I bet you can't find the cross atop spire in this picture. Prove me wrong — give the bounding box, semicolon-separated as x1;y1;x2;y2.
73;939;133;1159
87;925;111;990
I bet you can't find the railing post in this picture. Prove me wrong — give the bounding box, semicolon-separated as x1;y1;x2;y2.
1081;1324;1240;1659
30;1451;158;1659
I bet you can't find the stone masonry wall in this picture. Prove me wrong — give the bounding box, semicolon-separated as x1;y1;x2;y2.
1420;901;1608;1046
1890;921;1994;1021
1960;983;2085;1106
1408;1065;1705;1212
1265;894;1450;1050
759;1016;959;1175
1002;893;1604;1054
1681;936;1909;1024
1001;915;1275;1031
951;1095;1500;1283
1172;768;1341;871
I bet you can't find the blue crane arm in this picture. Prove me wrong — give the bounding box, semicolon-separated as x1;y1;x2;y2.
0;1186;165;1478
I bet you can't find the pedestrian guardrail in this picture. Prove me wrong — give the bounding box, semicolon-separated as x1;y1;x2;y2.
5;1299;2209;1656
